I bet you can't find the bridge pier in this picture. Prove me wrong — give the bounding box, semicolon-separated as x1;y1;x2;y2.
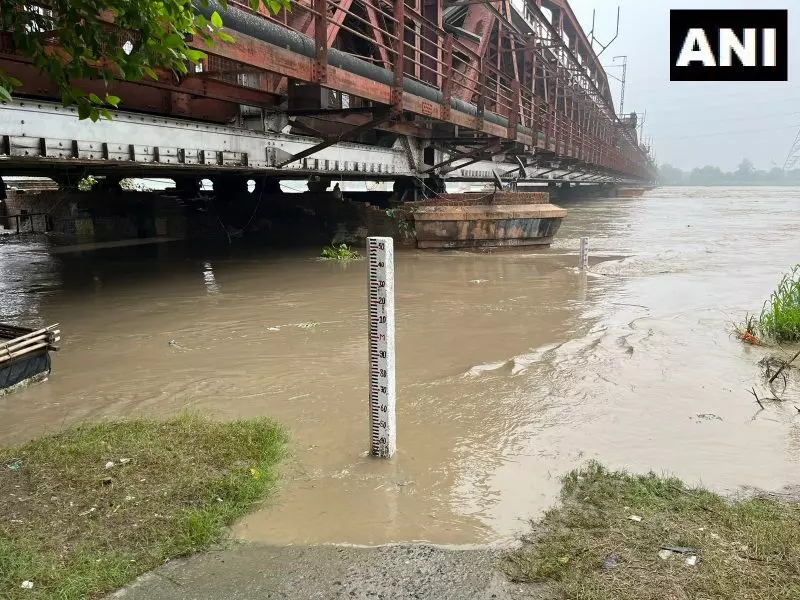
307;175;332;193
174;177;202;200
95;176;122;193
210;175;249;197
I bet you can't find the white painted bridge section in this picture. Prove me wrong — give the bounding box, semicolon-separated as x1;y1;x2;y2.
0;99;620;183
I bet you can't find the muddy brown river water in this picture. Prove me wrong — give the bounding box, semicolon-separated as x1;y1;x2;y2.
1;186;799;546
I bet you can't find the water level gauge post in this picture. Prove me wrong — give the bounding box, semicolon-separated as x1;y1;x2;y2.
367;236;396;458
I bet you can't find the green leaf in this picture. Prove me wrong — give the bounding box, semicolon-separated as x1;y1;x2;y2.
105;94;121;107
250;0;260;10
6;76;22;87
143;66;158;80
89;110;100;122
196;15;208;28
164;33;184;49
185;49;207;62
100;109;114;120
218;31;234;43
77;103;91;120
89;93;102;104
0;86;11;102
211;11;223;28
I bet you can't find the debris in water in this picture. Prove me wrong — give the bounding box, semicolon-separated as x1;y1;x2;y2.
628;514;642;522
21;580;34;590
661;545;696;555
468;279;488;284
767;347;800;385
7;458;22;471
740;331;760;345
685;555;698;566
104;461;115;469
119;458;132;465
694;413;723;422
657;549;673;560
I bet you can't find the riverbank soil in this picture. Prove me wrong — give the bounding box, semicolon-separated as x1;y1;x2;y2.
110;544;550;600
0;415;285;600
506;463;800;600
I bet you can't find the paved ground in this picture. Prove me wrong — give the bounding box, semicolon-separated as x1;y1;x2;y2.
109;543;549;600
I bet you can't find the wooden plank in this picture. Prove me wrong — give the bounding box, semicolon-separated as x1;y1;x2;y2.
0;324;59;350
0;341;52;365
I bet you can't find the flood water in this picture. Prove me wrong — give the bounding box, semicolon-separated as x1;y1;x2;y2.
1;186;799;546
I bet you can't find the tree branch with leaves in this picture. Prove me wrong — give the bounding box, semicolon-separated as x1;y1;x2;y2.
0;0;291;120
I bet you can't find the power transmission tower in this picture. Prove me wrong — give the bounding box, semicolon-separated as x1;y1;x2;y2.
784;128;800;171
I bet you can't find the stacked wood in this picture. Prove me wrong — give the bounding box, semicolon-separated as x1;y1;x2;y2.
0;323;60;366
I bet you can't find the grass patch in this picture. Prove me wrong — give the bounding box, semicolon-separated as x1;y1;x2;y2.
320;241;360;261
505;462;800;600
758;265;800;343
0;414;286;599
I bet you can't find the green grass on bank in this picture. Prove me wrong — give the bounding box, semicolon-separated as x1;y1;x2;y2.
0;415;286;600
759;265;800;343
505;462;800;600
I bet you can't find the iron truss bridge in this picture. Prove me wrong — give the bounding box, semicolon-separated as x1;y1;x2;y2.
0;0;656;185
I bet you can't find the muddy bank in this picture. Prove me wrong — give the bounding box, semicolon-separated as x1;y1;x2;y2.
110;543;548;600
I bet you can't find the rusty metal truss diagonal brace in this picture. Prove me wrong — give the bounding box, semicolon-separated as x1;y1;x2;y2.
276;110;393;168
499;155;528;179
420;142;509;175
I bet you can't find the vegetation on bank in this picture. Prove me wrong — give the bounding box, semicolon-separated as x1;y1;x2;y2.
758;265;800;343
659;158;800;186
0;415;286;600
320;241;360;261
736;265;800;344
505;462;800;600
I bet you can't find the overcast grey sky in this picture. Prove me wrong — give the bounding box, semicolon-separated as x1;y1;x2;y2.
567;0;798;171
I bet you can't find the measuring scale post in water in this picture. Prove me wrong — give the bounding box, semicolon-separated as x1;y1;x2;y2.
367;236;396;458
